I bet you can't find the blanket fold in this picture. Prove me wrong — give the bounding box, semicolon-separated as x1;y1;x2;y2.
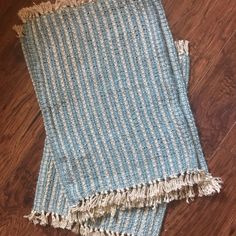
14;0;222;235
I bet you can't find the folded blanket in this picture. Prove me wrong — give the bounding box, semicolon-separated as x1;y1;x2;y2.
14;0;222;235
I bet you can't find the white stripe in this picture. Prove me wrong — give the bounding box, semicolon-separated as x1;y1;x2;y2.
133;208;146;235
120;210;133;234
41;155;54;208
48;171;59;211
34;139;50;209
138;208;150;235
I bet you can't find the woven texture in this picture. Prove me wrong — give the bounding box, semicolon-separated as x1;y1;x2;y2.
15;0;222;235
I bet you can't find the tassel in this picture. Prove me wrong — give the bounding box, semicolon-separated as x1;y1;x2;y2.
24;170;222;233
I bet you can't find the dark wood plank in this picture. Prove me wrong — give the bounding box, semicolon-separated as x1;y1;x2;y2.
162;123;236;236
189;33;236;159
164;0;236;91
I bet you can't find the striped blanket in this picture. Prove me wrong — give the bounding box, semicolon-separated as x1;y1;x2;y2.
14;0;222;235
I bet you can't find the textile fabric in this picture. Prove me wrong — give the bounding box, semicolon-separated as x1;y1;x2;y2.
14;0;222;235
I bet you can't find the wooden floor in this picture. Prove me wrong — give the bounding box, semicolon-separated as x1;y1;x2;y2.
0;0;235;235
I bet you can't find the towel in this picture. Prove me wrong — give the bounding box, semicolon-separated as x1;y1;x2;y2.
14;0;222;235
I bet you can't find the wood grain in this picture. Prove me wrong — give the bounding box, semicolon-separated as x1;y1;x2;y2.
0;0;235;235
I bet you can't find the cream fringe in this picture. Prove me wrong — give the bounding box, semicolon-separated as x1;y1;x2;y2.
24;170;222;235
69;169;222;223
24;211;128;235
18;0;95;23
12;25;24;38
13;0;96;37
175;40;189;55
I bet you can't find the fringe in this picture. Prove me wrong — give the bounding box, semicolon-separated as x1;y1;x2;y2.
69;170;222;223
17;0;95;23
24;170;222;234
79;224;132;236
12;25;24;38
175;40;189;55
13;0;96;37
24;211;128;235
23;210;74;229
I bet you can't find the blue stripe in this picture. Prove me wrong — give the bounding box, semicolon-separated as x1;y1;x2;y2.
76;6;126;188
141;0;189;173
23;22;75;206
153;1;200;170
96;0;150;182
52;10;106;194
69;7;120;190
115;0;170;178
89;2;142;185
136;0;184;174
32;19;77;203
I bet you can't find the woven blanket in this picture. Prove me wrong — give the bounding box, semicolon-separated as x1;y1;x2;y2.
14;0;222;235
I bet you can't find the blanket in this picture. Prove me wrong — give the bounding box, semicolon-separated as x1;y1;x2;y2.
13;0;222;235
